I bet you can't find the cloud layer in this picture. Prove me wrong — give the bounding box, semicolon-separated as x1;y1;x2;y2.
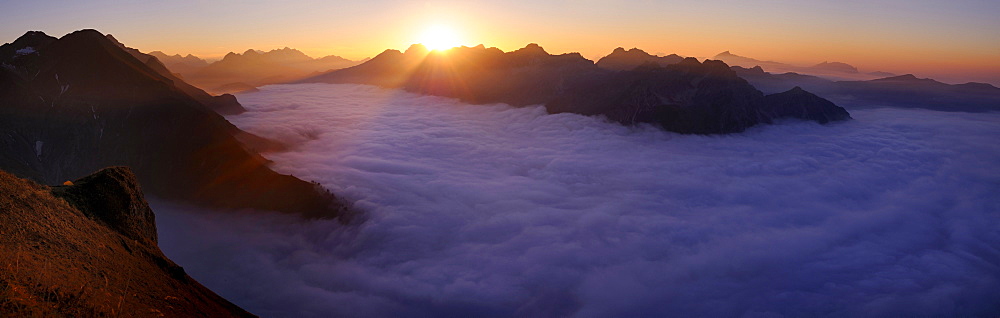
154;84;1000;317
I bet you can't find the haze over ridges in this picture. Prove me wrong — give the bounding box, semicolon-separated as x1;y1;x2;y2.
2;0;998;85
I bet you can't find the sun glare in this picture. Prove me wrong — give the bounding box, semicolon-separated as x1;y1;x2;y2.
418;25;460;51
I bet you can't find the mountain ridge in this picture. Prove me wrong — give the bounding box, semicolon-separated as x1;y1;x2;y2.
731;66;1000;112
301;43;850;134
0;29;351;218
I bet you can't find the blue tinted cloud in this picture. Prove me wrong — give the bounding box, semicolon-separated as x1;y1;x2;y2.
155;84;1000;317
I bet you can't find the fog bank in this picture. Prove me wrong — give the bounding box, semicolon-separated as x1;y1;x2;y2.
156;84;1000;317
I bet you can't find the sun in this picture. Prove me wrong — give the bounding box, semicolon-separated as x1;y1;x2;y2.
418;25;460;51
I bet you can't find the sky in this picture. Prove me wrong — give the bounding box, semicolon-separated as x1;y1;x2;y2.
2;0;999;84
155;83;1000;316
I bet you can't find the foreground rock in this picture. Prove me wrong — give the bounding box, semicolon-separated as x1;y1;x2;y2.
0;167;254;317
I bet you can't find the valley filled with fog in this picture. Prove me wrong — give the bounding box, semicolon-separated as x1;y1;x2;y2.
154;84;1000;317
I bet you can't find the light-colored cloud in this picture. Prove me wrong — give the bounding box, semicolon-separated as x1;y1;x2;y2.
155;83;1000;317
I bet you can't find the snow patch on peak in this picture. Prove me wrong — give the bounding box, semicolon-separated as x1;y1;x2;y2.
16;47;36;56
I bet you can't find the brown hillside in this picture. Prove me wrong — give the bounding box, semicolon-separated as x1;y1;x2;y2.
0;167;253;317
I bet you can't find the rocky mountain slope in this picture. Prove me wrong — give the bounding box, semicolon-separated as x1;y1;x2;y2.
105;34;245;115
0;29;349;218
0;167;253;317
302;43;851;134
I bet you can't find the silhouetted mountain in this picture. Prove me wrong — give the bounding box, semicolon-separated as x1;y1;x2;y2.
0;167;254;316
213;82;260;94
0;29;350;218
868;71;896;77
596;47;684;71
148;51;209;74
810;61;859;73
762;87;851;123
300;44;431;87
716;51;879;81
302;44;850;134
185;47;364;94
732;66;1000;112
731;66;837;94
713;51;792;71
104;34;245;114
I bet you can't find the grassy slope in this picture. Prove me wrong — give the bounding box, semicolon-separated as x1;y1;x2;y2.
0;170;253;317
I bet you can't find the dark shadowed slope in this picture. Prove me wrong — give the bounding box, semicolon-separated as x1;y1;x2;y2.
301;44;850;134
0;30;350;218
0;167;254;317
105;34;246;115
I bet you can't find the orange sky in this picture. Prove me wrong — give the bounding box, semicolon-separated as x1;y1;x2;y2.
3;0;999;84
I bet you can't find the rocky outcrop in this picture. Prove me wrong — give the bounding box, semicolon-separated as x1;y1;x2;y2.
0;29;350;218
0;167;254;317
51;167;157;244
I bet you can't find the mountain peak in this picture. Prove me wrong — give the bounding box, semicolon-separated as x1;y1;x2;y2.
678;57;702;66
874;74;922;81
515;43;548;55
60;29;111;44
1;30;56;61
811;61;859;73
404;43;428;55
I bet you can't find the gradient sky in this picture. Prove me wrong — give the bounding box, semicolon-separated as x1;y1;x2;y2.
2;0;999;84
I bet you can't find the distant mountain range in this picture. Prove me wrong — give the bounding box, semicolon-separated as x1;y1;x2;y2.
301;44;851;134
151;47;367;94
713;51;893;80
104;34;245;115
732;66;1000;112
0;29;351;218
148;51;209;74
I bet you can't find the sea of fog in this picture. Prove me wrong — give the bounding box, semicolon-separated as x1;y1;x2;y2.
154;84;1000;317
